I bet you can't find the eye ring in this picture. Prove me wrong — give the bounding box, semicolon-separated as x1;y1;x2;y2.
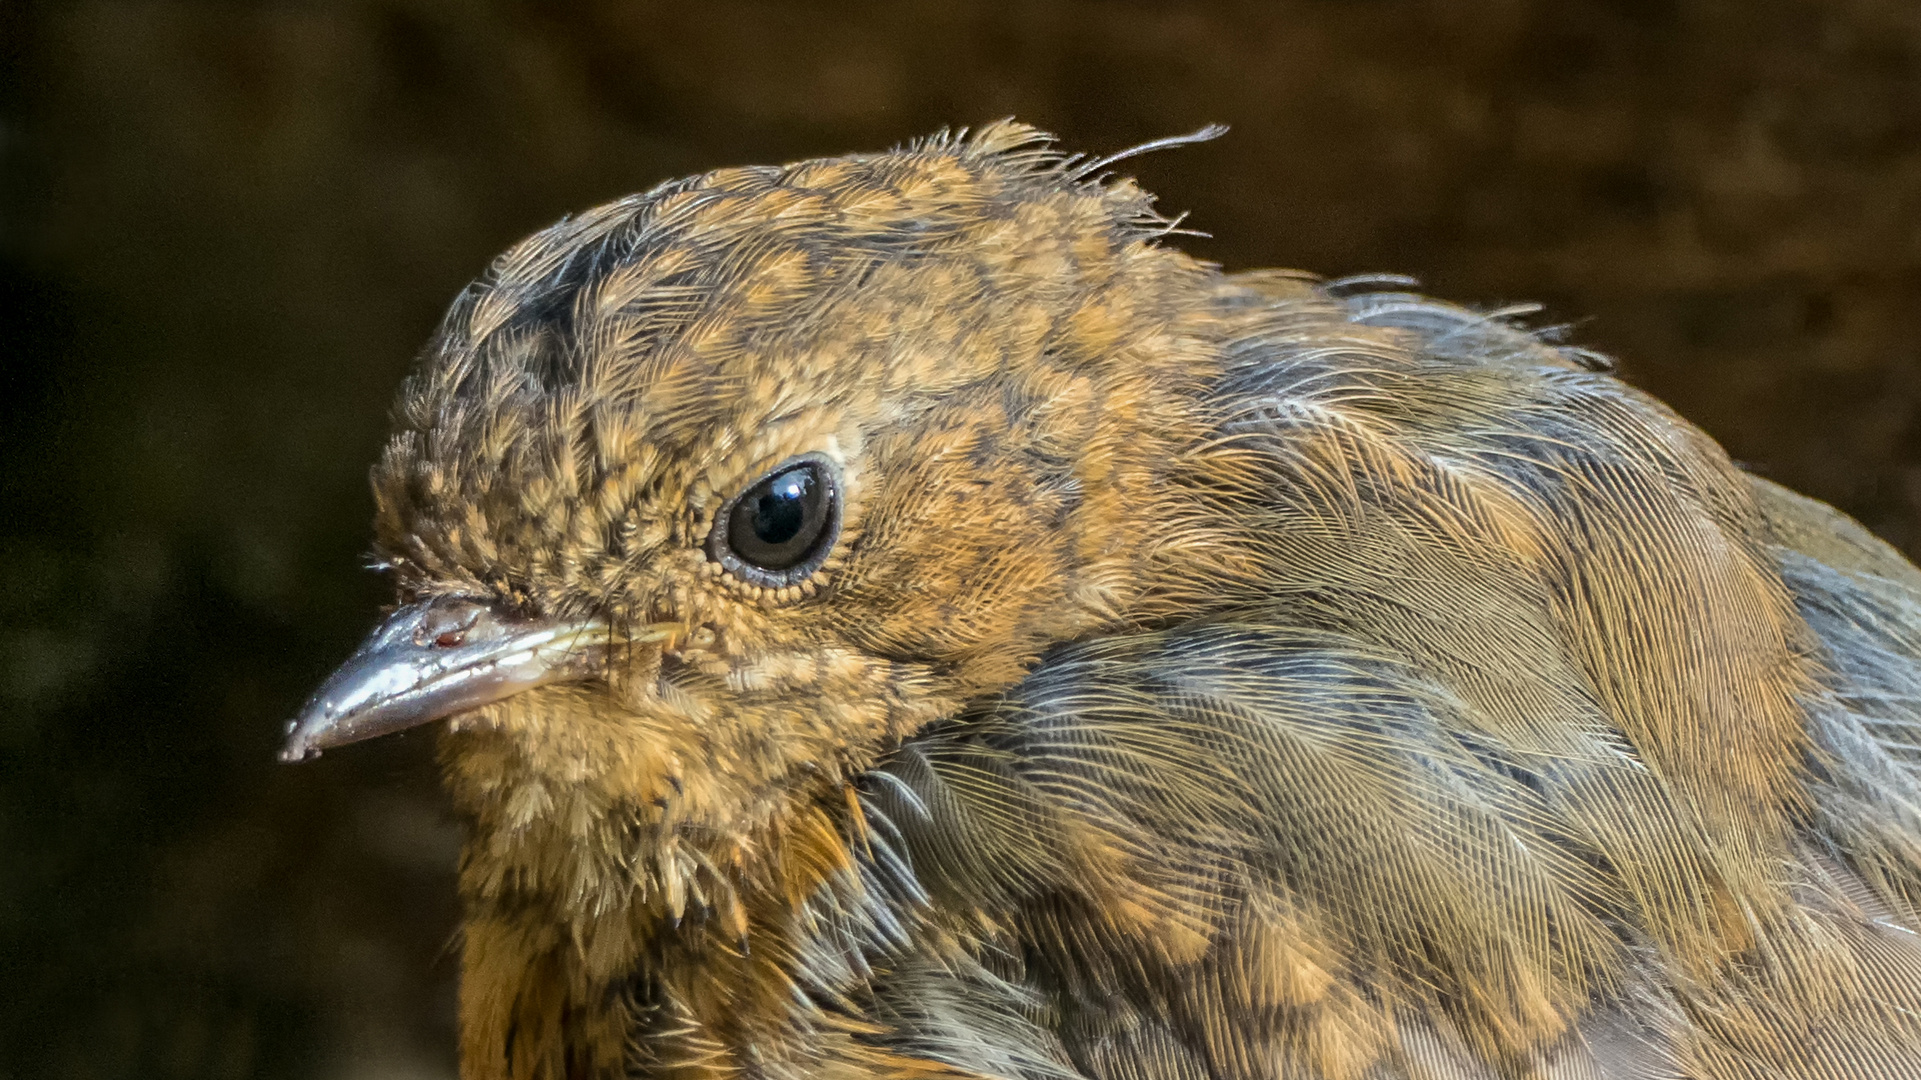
705;453;843;589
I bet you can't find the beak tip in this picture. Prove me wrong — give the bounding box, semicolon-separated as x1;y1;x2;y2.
279;723;321;763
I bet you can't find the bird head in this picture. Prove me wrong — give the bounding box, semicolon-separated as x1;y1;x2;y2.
280;125;1921;1080
284;122;1245;850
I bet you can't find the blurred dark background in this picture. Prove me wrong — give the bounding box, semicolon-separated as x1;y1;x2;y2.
4;1;1919;1076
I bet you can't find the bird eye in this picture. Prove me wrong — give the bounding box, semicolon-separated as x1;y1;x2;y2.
707;454;841;588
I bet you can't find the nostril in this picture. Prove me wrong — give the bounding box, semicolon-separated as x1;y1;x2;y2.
412;596;489;648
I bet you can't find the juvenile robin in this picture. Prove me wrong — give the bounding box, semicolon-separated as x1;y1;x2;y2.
285;123;1921;1080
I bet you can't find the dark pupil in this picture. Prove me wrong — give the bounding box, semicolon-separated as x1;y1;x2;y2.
751;472;810;546
727;464;825;571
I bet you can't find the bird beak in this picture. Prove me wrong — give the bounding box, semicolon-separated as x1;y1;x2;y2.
280;595;651;762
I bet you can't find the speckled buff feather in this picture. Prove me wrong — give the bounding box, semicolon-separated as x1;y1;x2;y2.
285;123;1921;1080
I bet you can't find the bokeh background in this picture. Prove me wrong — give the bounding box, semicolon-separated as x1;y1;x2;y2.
5;1;1920;1076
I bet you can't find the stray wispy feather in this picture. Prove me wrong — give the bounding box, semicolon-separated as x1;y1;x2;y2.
286;123;1921;1080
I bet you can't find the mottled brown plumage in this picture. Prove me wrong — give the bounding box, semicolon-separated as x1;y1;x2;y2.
289;123;1921;1080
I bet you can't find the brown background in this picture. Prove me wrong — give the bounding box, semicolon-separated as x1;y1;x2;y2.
5;1;1919;1077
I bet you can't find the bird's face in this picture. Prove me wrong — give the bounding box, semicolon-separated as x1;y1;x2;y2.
285;123;1226;843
